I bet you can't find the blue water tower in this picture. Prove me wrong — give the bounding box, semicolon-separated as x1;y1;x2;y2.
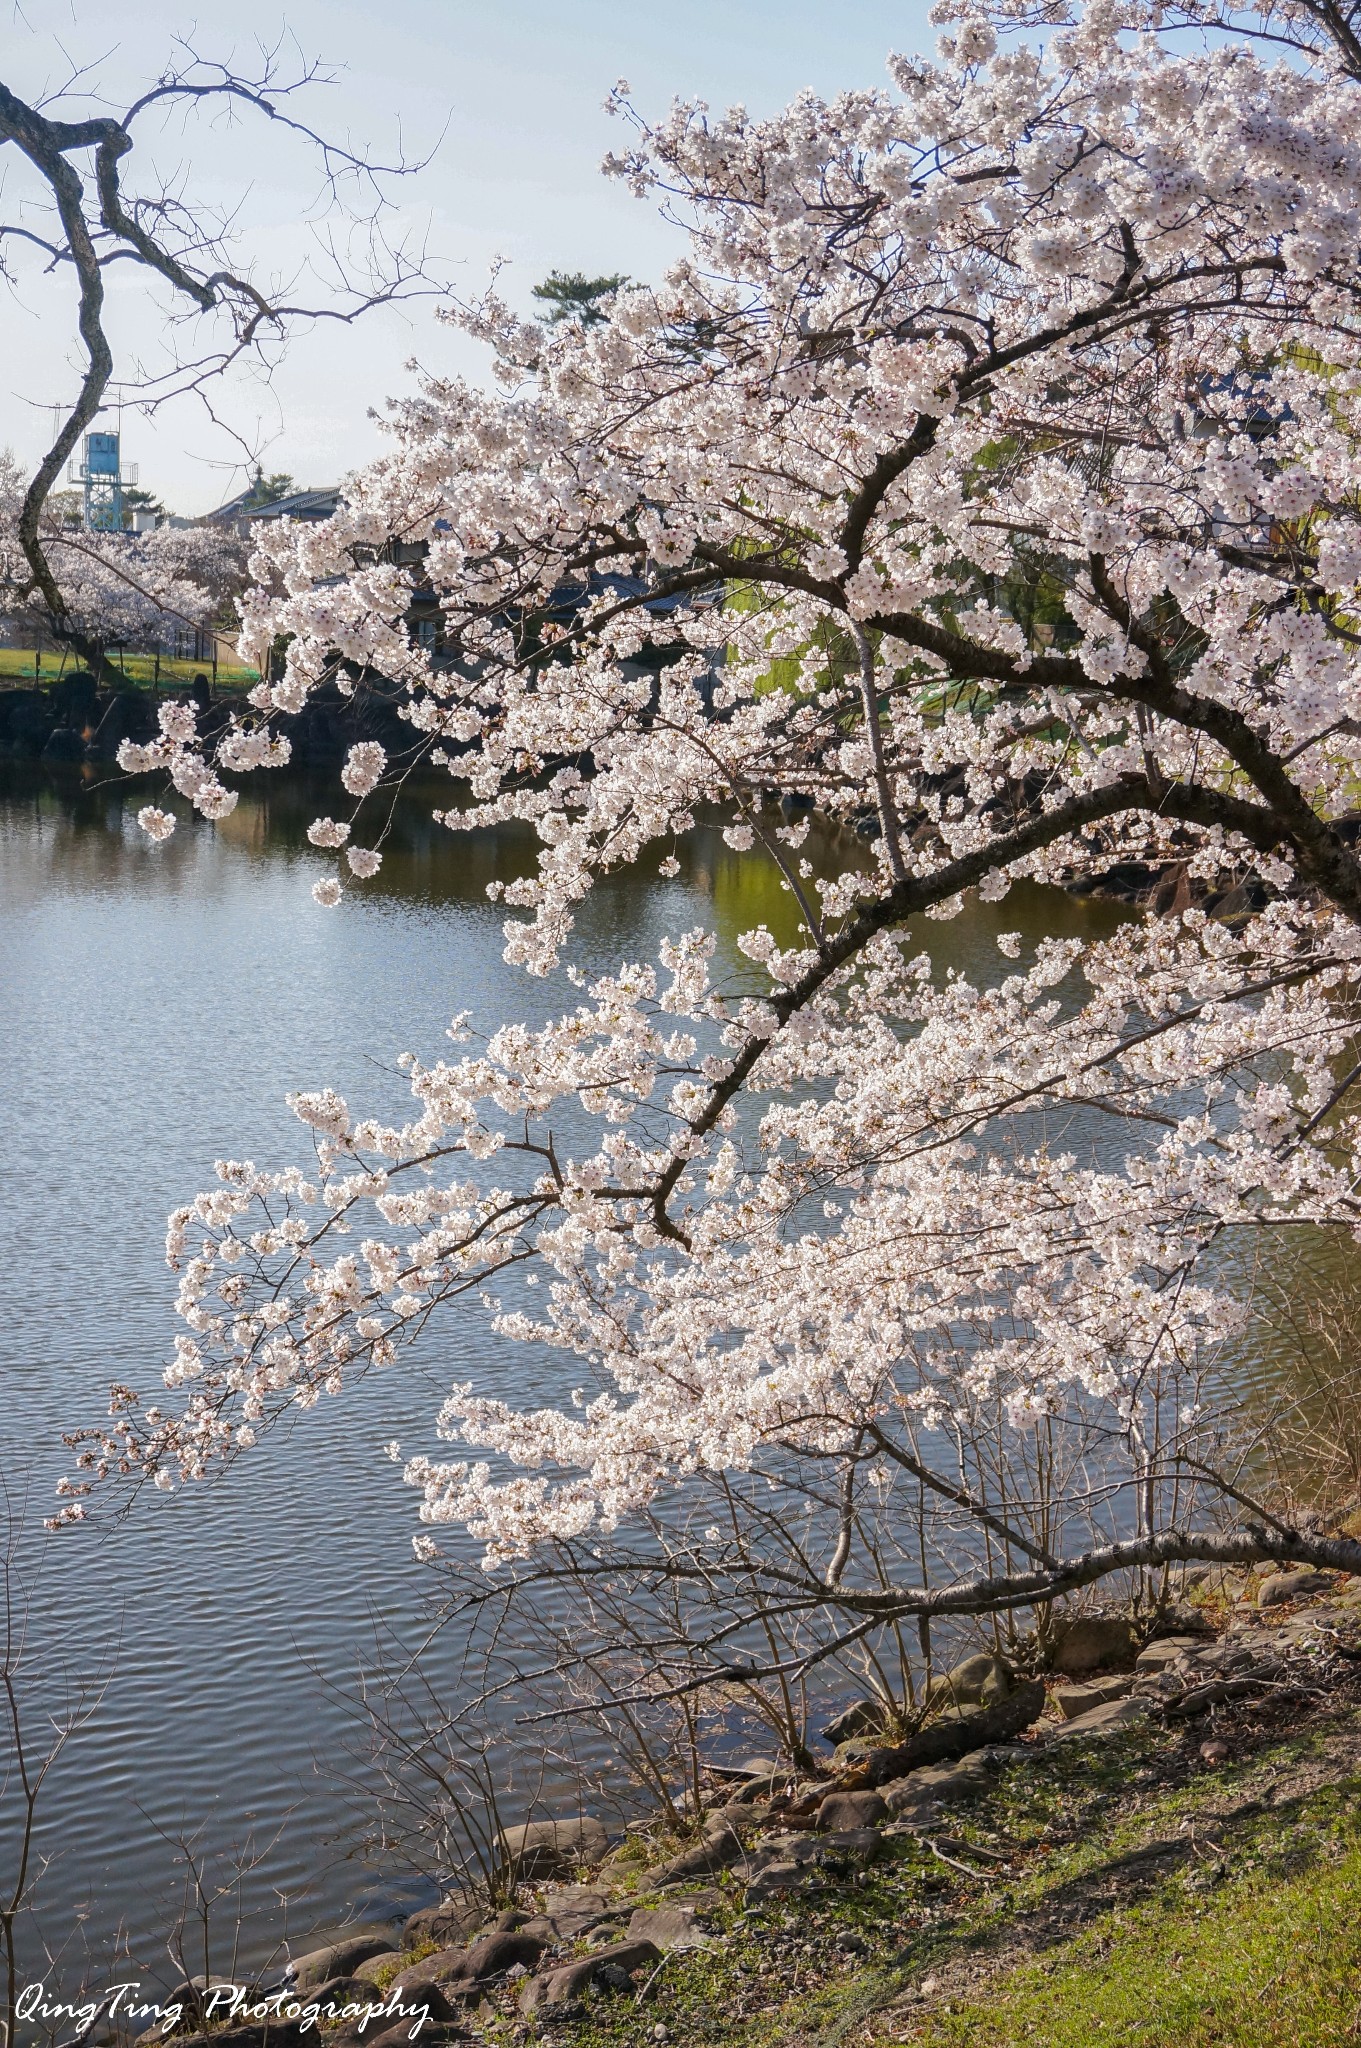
69;429;138;531
86;432;119;475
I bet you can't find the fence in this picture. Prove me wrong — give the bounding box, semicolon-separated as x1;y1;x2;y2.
0;644;259;690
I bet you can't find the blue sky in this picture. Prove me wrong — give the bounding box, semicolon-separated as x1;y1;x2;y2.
4;1;935;512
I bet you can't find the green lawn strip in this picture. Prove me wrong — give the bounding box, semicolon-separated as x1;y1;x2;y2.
0;649;257;686
905;1809;1361;2047
533;1717;1361;2048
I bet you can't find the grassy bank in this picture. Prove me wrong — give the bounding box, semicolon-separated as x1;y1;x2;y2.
915;1814;1361;2047
531;1650;1361;2048
903;1740;1361;2048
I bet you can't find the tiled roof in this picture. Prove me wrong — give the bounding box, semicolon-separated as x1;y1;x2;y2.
244;488;342;522
204;486;341;525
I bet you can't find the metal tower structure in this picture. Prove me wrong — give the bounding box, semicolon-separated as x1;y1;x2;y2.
68;431;137;532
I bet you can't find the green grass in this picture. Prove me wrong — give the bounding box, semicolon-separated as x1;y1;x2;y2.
911;1803;1361;2047
0;648;258;687
532;1719;1361;2048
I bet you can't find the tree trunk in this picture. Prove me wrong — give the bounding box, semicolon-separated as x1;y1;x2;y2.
49;617;125;690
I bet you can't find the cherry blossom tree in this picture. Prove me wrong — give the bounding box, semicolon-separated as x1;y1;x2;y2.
61;0;1361;1687
0;451;247;680
1;528;247;673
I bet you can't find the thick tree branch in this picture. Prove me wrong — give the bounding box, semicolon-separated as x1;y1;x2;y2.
650;771;1286;1234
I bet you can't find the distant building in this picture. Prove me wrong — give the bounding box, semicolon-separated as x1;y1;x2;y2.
204;485;342;537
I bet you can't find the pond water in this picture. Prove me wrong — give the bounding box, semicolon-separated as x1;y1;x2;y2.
0;759;1348;1988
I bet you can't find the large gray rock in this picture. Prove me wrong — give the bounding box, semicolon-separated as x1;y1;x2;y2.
290;1935;396;1993
741;1858;819;1902
883;1756;992;1818
1134;1635;1206;1672
1052;1673;1135;1720
484;1907;533;1933
1152;1601;1214;1636
543;1884;611;1918
1052;1697;1149;1739
541;1886;620;1938
707;1755;780;1782
640;1823;745;1889
382;1943;475;1993
625;1903;711;1952
510;1915;559;1944
519;1939;661;2012
297;1976;371;2016
816;1788;888;1831
925;1652;1014;1710
333;2025;470;2048
824;1697;891;1746
1256;1570;1332;1608
703;1806;744;1835
499;1814;609;1880
400;1896;482;1951
704;1799;762;1831
738;1833;823;1902
353;1953;402;1986
437;1929;547;1991
728;1768;789;1803
1181;1638;1262;1673
321;1978;458;2032
159;1974;210;2025
1051;1615;1136;1675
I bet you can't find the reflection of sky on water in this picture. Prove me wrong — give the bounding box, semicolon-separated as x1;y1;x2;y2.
0;759;1343;1978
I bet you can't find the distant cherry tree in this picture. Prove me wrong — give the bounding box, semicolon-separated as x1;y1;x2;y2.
0;449;247;674
0;44;443;681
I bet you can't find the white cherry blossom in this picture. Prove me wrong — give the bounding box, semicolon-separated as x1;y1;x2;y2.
55;0;1361;1622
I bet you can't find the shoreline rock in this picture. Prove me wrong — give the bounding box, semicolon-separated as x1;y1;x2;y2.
498;1815;609;1883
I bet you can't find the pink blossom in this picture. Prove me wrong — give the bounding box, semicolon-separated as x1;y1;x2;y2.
58;2;1361;1601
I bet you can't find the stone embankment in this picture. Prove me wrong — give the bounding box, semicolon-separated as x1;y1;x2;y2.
0;676;409;771
139;1566;1361;2048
